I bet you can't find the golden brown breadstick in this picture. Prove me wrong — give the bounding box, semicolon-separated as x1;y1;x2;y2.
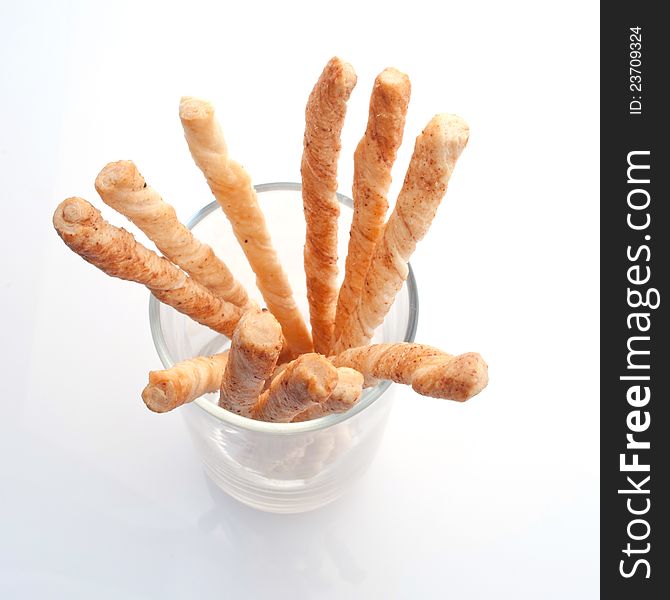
219;309;283;417
333;68;410;342
53;197;243;337
142;352;229;413
301;57;357;354
292;367;364;422
334;114;469;352
330;343;487;401
250;354;338;423
95;160;252;309
179;97;312;356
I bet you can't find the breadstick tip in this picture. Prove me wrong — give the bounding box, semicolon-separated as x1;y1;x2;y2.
324;56;357;92
372;68;411;116
53;197;97;234
377;67;410;89
413;352;488;401
95;160;144;194
295;354;338;400
426;113;470;154
179;96;214;121
142;380;175;413
141;383;172;413
235;309;283;357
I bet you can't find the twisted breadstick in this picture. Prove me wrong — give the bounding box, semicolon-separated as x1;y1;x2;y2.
180;97;312;356
95;160;252;309
219;309;283;417
262;361;289;391
330;343;487;401
334;114;469;352
334;67;410;342
292;367;364;422
142;352;229;413
250;353;338;423
301;57;357;354
53;197;243;337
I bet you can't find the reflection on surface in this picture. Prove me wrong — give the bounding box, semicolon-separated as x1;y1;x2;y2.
197;474;367;587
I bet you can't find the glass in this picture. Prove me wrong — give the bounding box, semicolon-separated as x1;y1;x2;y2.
149;183;418;513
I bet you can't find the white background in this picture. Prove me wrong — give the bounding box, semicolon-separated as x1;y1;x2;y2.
1;1;599;598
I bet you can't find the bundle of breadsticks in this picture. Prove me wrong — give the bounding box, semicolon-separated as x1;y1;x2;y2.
52;57;488;423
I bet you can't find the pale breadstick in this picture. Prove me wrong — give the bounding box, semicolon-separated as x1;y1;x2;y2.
333;68;410;342
250;354;338;423
292;367;364;422
330;343;487;401
301;57;357;354
142;352;229;413
95;160;252;309
219;309;283;417
53;197;243;337
334;114;469;352
179;97;312;356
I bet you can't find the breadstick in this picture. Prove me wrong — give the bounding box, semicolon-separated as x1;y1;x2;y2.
250;354;338;423
53;197;243;337
219;309;283;417
179;97;312;356
301;57;357;354
334;67;410;342
334;114;469;352
330;343;487;401
292;367;364;422
95;160;252;309
262;361;289;391
142;352;229;413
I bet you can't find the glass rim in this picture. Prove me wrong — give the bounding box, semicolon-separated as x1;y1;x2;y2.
148;182;419;435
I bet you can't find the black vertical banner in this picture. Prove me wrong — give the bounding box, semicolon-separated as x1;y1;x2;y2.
601;4;669;597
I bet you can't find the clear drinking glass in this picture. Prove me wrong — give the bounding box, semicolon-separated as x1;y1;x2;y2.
149;183;418;513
